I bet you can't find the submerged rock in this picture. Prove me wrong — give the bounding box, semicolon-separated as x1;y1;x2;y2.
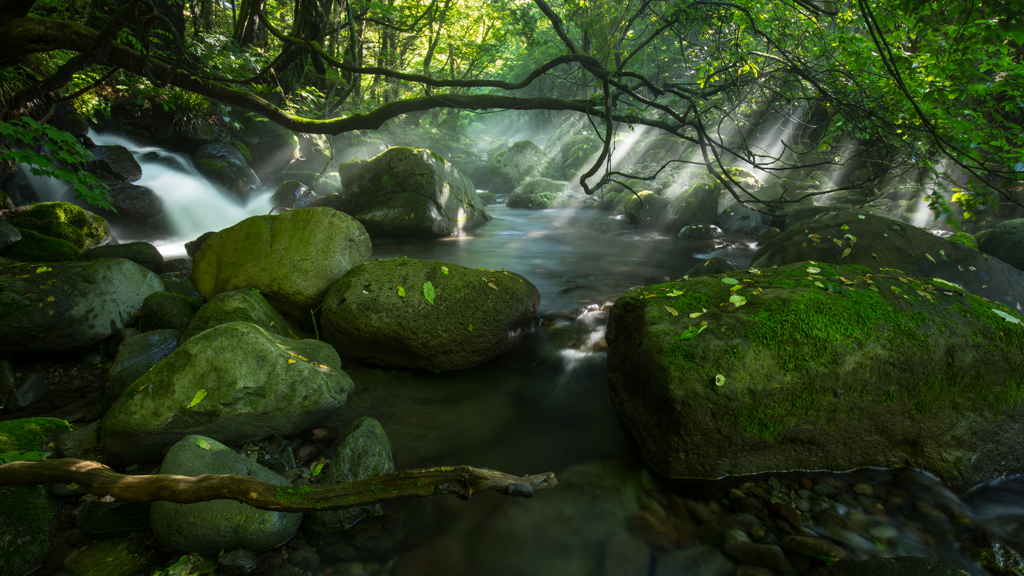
321;258;540;371
607;260;1024;492
326;146;491;238
152;435;301;553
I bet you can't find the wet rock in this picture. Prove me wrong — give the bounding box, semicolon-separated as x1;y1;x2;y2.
288;547;321;572
325;146;491;238
139;291;204;332
94;182;164;224
101;322;353;464
679;223;724;240
104;329;181;412
88;145;142;182
757;226;781;245
625;510;678;552
508;178;581;209
82;241;164;273
683;257;736;278
780;535;847;561
10;373;48;409
0;218;21;251
722;540;787;571
976;218;1024;271
184;231;215;257
182;288;305;343
603;531;651;576
820;556;963;575
193;142;262;202
665;182;720;234
322;258;540;371
489;140;550;195
152;435;301;553
190;207;371;328
218;549;260;575
7;201;111;250
655;546;735;576
271;180;316;210
56;421;99;458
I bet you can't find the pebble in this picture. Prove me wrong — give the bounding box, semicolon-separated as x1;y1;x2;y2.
626;510;678;552
722;541;787;571
776;503;802;528
603;531;651;576
780;535;847;561
853;483;874;497
812;483;837;498
724;528;751;543
287;548;320;572
868;524;899;540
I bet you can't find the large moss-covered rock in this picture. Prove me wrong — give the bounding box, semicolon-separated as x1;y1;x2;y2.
330;147;491;238
139;291;204;332
751;209;1024;309
322;258;541;370
101;322;353;464
82;241;164;273
976;219;1024;271
607;261;1024;492
9;202;111;250
152;435;301;554
488;140;549;195
624;191;669;227
3;228;82;262
0;259;163;354
664;182;720;234
0;418;71;576
194;143;262;202
190;207;371;326
181;288;306;342
507;178;580;209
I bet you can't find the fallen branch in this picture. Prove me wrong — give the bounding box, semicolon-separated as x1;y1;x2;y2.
0;459;557;512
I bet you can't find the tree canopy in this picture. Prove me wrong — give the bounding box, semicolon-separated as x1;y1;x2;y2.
0;0;1021;222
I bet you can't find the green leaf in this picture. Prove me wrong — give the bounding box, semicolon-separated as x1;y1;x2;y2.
196;439;212;450
397;286;405;297
992;309;1022;324
715;374;726;387
729;294;747;307
423;281;435;304
441;266;450;275
678;324;709;340
187;389;207;408
0;450;46;463
721;277;739;285
467;324;473;331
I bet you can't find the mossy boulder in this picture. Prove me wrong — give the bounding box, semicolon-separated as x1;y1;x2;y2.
194;143;262;202
3;228;82;262
101;322;354;464
329;147;491;238
607;261;1024;492
0;259;163;354
624;191;669;227
139;291;204;332
560;134;603;175
976;219;1024;271
82;241;164;273
488;140;549;195
507;178;580;209
948;231;979;251
152;435;301;553
0;418;71;576
321;258;541;371
751;209;1024;309
477;192;498;205
182;288;307;343
9;202;111;250
664;182;720;233
190;207;371;327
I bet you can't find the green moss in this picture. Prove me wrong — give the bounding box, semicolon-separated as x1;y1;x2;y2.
947;231;978;250
10;202;106;249
228;139;252;163
3;228;82;262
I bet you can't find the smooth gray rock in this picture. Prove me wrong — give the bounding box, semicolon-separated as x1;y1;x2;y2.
82;242;164;273
194;143;262;202
151;435;301;554
0;219;21;251
105;329;181;412
0;259;163;354
88;145;142;182
977;218;1024;272
9;373;47;409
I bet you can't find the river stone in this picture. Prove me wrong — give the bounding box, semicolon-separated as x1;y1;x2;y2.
0;259;163;354
139;291;204;332
8;201;112;250
101;322;353;464
82;242;164;273
624;192;670;227
752;209;1024;310
9;373;48;409
304;417;400;561
488;140;549;195
321;258;541;370
655;547;735;576
976;218;1024;271
665;182;720;234
0;218;21;251
0;418;70;576
93;182;165;224
821;556;964;576
182;288;306;343
194;142;262;202
607;260;1024;492
507;178;580;209
87;145;142;182
151;435;301;554
104;329;181;412
679;224;724;240
330;146;491;238
718;204;769;236
190;207;371;327
271;180;316;210
2;228;82;262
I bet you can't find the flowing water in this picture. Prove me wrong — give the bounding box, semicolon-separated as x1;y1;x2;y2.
28;136;1024;575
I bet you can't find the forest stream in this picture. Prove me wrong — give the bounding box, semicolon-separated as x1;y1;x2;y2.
9;134;1016;576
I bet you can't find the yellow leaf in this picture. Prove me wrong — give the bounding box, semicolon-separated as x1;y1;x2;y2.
841;248;851;258
287;359;297;364
46;296;54;302
664;305;678;316
488;282;498;289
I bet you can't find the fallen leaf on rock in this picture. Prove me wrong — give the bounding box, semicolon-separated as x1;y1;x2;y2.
842;248;851;258
665;305;679;316
721;277;739;285
806;266;821;274
716;374;726;387
442;266;449;275
397;286;406;297
424;281;436;303
840;225;849;230
992;309;1022;324
939;250;948;261
196;439;212;450
729;294;747;307
488;282;498;290
926;253;936;263
187;389;207;408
